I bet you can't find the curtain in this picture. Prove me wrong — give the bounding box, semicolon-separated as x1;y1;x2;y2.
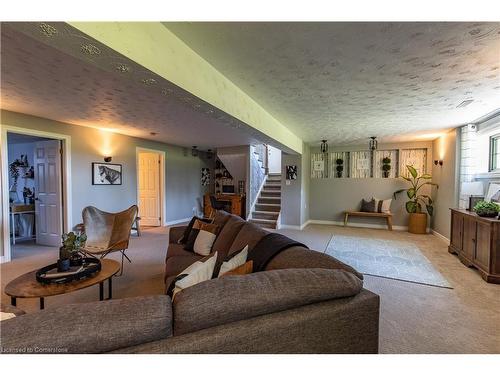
459;124;479;208
349;151;371;178
311;153;325;179
399;149;427;178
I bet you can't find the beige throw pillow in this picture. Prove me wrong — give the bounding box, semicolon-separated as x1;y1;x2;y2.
217;245;248;277
172;252;218;299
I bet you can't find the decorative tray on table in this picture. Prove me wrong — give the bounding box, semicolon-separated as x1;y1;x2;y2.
36;258;101;284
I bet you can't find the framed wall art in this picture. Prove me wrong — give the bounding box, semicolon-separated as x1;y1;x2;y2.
92;163;122;185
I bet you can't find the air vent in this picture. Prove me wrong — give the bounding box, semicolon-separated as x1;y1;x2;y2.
457;99;474;108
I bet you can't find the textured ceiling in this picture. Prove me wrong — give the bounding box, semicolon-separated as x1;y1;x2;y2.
166;22;500;145
0;23;291;152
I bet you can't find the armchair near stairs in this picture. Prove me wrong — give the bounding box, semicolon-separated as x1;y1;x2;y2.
79;205;138;276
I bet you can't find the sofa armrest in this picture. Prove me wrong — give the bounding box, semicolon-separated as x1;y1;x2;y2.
0;295;172;354
169;226;187;244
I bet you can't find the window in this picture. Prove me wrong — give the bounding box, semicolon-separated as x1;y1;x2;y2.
489;134;500;171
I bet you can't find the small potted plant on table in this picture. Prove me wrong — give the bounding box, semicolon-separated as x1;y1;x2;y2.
58;232;87;271
473;201;500;218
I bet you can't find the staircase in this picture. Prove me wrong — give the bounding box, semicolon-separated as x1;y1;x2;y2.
250;173;281;229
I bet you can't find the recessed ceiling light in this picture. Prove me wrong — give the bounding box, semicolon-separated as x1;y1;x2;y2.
457;99;474;108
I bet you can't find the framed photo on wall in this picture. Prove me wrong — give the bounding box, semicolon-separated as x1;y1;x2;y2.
286;165;298;180
92;163;122;185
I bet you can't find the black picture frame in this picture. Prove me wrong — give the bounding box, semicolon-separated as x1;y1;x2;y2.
92;163;123;185
286;165;298;180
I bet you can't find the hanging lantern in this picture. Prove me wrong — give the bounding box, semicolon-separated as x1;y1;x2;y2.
320;140;329;153
369;137;378;151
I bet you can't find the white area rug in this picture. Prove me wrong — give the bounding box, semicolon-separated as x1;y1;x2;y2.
326;235;452;288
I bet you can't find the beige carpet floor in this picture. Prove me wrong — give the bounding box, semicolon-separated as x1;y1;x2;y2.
1;224;499;354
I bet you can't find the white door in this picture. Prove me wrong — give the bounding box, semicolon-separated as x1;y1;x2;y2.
34;140;62;246
138;152;161;226
268;145;282;174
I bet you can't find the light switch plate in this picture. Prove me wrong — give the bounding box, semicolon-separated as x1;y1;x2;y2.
286;180;291;185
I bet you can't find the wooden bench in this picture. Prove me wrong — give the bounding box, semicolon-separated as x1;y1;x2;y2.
343;211;393;230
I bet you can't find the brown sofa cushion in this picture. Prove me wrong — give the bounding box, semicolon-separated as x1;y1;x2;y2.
228;222;269;255
265;246;363;280
169;226;188;244
164;254;203;278
211;215;246;259
212;210;232;229
166;244;199;260
172;268;363;336
0;295;172;354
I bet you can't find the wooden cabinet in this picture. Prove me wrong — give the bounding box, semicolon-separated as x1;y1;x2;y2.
449;209;500;283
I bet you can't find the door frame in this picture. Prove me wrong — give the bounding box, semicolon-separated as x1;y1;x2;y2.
0;125;72;263
135;147;166;227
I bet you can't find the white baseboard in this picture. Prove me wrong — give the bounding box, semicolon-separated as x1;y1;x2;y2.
431;230;449;243
280;220;310;231
306;219;409;231
165;217;191;226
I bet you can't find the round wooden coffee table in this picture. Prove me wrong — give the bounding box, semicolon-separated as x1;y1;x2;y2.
5;259;120;310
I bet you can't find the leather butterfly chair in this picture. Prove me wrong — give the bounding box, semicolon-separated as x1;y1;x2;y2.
80;205;138;276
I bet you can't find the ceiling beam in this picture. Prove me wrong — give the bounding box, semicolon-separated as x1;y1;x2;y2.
69;22;303;154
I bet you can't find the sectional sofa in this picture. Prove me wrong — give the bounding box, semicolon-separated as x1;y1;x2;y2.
0;211;380;354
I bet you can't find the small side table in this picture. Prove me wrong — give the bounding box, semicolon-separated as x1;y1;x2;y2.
5;259;120;310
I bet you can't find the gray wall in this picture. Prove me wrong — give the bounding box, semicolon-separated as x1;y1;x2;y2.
308;141;434;228
1;110;210;228
430;129;460;239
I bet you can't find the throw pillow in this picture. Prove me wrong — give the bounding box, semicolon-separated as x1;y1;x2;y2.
374;198;392;213
178;216;212;244
0;312;16;321
217;245;249;277
184;221;220;255
220;260;253;277
360;198;376;212
171;252;218;300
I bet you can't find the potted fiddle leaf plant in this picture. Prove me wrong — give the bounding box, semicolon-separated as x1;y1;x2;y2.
393;165;438;234
473;201;499;218
58;231;87;271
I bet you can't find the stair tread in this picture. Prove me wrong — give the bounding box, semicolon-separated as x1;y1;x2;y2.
253;210;279;215
250;218;278;223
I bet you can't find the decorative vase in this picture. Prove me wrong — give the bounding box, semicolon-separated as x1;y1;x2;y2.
408;213;427;234
336;171;342;178
57;258;70;272
382;170;389;178
70;253;83;267
475;211;498;218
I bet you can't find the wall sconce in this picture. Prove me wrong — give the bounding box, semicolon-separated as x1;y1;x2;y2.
434;160;443;166
104;156;112;162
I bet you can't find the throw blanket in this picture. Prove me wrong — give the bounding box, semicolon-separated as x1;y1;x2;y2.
248;233;308;272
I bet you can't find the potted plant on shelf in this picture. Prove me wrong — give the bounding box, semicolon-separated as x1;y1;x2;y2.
382;157;391;178
58;231;87;271
393;165;438;234
336;158;344;178
473;201;500;218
